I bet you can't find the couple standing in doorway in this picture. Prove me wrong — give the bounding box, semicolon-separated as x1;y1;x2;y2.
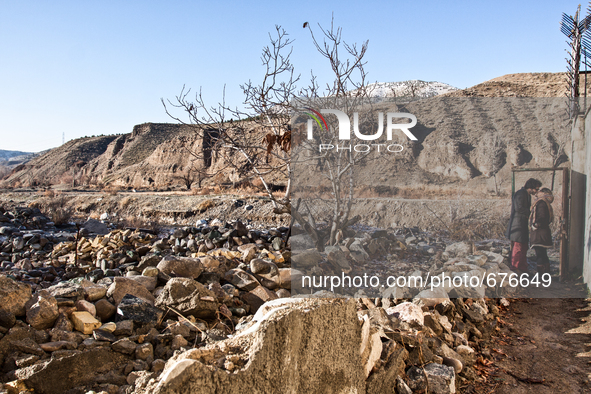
506;178;555;275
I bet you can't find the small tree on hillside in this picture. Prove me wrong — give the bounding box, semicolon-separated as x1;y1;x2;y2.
291;19;376;249
176;165;195;190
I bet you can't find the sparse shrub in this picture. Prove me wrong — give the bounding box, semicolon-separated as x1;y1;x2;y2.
192;187;211;195
77;174;90;187
196;199;214;212
251;178;264;188
45;196;73;226
104;185;119;196
119;196;135;209
212;173;227;184
59;173;74;186
43;189;55;198
447;218;507;241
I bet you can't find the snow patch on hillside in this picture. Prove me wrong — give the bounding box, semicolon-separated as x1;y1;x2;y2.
366;80;458;101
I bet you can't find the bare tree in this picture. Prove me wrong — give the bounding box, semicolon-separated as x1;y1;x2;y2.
176;165;196;190
163;19;378;251
291;19;375;249
163;26;296;213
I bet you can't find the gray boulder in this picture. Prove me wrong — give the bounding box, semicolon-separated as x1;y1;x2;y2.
116;295;164;325
289;233;315;250
155;278;218;318
291;249;323;269
47;282;84;300
107;277;155;306
224;268;261;291
444;242;472;258
157;256;203;279
82;218;110;235
424;363;456;394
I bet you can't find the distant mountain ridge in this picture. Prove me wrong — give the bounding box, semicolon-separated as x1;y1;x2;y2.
0;149;39;169
0;149;34;161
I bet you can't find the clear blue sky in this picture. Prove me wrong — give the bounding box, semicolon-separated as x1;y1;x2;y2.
0;0;583;152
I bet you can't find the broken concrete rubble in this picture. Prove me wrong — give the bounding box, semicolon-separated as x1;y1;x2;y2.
142;294;502;394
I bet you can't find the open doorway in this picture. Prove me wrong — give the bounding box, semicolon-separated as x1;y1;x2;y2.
511;167;569;279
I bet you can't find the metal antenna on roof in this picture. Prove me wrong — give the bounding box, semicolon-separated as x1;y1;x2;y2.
561;3;591;118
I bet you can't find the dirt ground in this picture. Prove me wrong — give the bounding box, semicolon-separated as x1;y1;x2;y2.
464;273;591;394
462;244;591;394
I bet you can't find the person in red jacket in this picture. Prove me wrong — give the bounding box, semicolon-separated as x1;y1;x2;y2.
506;178;542;273
529;188;554;275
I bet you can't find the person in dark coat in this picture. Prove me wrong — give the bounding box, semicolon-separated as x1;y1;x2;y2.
530;188;554;275
506;178;542;273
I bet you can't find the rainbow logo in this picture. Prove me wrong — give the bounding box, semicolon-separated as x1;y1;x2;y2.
303;107;328;131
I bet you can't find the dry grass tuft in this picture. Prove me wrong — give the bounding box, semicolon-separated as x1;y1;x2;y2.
44;195;73;226
117;215;160;233
119;196;135;209
43;188;56;198
104;185;120;196
446;218;507;241
196;199;214;212
192;187;211;196
251;178;264;188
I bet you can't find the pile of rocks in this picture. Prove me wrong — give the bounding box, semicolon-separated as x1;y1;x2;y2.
291;226;516;299
0;209;294;394
0;206;54;231
140;296;506;394
358;296;502;393
0;205;514;394
0;206;68;266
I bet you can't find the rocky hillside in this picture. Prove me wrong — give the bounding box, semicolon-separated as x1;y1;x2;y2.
2;121;285;191
2;73;576;193
292;73;574;196
447;72;588;98
0;150;38;179
2;125;203;189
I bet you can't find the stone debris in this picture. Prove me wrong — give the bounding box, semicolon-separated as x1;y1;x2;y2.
290;226;516;300
0;210;296;393
0;206;512;394
24;290;58;330
140;295;506;394
71;311;102;334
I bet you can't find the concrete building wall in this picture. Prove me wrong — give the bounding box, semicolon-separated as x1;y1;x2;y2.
570;115;587;276
581;112;591;286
